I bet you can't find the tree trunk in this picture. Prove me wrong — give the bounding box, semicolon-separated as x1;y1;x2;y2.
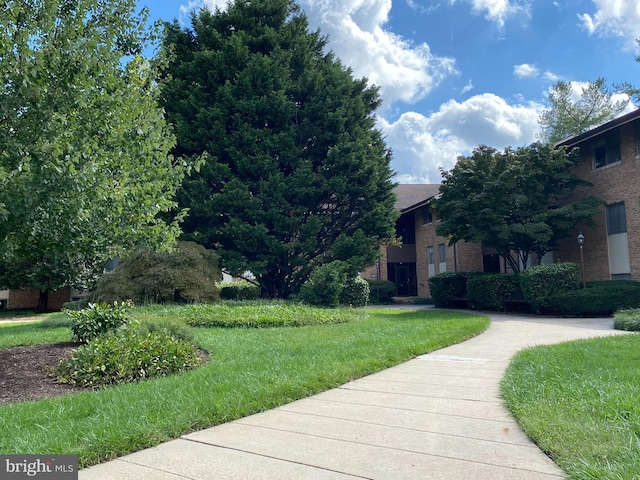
37;290;49;312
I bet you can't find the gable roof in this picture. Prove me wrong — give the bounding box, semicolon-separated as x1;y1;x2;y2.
393;184;441;213
556;108;640;149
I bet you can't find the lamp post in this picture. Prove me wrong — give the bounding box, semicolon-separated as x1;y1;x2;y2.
577;231;585;288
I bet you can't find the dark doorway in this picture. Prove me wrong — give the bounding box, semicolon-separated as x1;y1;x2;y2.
483;254;501;273
387;262;417;296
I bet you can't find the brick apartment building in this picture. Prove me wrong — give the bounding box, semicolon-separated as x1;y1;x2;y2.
366;108;640;299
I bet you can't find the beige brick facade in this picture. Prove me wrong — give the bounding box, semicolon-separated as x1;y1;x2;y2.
556;109;640;282
373;112;640;298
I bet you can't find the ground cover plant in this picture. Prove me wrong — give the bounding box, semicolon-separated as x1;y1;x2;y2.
0;305;488;468
501;334;640;479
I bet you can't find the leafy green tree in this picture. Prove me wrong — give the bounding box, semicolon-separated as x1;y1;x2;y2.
435;143;603;272
90;242;222;305
159;0;398;299
539;78;629;144
0;0;186;310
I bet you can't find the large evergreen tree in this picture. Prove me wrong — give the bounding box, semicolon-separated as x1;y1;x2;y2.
0;0;186;309
435;143;602;272
159;0;398;298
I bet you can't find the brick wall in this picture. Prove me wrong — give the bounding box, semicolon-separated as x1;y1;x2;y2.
8;288;72;310
561;120;640;281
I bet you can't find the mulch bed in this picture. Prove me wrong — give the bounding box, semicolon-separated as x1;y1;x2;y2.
0;343;83;404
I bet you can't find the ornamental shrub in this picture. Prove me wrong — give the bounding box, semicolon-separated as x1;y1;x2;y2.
55;325;203;387
340;276;370;307
548;283;640;317
428;272;487;308
91;241;221;305
136;317;196;344
299;261;348;307
219;281;260;300
68;301;132;344
467;274;522;311
519;262;580;314
614;308;640;331
366;279;396;303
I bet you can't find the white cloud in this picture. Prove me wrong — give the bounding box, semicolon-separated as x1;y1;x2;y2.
579;0;640;49
461;80;474;94
379;93;543;183
298;0;457;109
452;0;531;28
513;63;539;78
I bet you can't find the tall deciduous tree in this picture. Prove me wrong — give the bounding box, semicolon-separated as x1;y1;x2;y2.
159;0;398;299
539;78;629;144
435;143;602;272
0;0;186;310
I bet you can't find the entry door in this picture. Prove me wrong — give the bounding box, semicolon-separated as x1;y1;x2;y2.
396;265;410;296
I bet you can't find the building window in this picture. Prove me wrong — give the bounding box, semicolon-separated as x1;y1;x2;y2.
592;132;621;169
607;202;627;235
636;121;640;156
427;246;435;265
438;243;445;262
422;205;433;225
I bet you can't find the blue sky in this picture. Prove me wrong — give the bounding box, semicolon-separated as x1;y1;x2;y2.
137;0;640;184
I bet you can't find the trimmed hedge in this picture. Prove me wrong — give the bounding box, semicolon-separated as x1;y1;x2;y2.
366;279;396;303
548;282;640;317
467;274;521;311
428;271;488;308
520;262;580;314
219;281;260;300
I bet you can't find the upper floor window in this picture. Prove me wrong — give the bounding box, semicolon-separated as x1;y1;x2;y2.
592;132;621;169
422;205;433;225
635;121;640;156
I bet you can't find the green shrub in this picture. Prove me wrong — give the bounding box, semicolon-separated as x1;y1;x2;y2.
218;281;260;300
467;274;522;311
62;298;90;311
340;276;370;307
299;261;348;307
414;297;434;305
428;272;487;308
586;280;640;290
136;317;196;344
55;325;204;387
91;241;222;305
366;279;396;303
68;301;132;344
548;284;640;317
520;262;580;314
614;309;640;331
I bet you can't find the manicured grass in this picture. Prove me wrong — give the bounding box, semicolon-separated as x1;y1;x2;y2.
131;301;365;328
501;334;640;479
0;318;71;349
0;306;488;468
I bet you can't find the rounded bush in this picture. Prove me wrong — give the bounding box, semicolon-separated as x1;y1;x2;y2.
520;263;580;314
299;261;348;307
340;276;370;307
67;301;132;344
467;274;521;311
55;326;204;387
366;279;396;303
219;281;260;300
614;309;640;331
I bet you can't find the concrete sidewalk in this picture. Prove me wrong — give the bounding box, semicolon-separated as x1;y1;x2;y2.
79;312;625;480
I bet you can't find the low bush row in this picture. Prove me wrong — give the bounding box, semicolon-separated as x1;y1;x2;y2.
428;262;640;317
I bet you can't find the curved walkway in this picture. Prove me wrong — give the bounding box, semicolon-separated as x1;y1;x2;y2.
80;311;626;480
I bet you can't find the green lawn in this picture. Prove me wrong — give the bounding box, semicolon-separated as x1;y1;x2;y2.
501;334;640;479
0;306;488;468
